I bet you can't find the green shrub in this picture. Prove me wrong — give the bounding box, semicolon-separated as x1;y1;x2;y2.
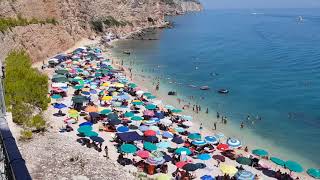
27;114;46;130
20;130;33;140
91;16;132;33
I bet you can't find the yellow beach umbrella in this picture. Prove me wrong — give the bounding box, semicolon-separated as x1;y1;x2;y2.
102;96;112;101
102;82;110;87
114;83;124;88
112;92;118;96
156;174;170;180
68;109;78;114
220;164;238;176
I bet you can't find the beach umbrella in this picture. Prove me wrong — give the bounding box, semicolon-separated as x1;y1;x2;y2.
120;144;137;154
143;92;152;97
201;175;215;180
100;109;112;115
147;95;156;99
176;161;188;169
217;144;229;151
84;131;98;137
114;83;124;88
143;120;157;126
136;90;144;96
144;136;158;143
235;170;255;180
85;106;98;113
236;157;252;166
77;125;92;133
51;94;62;99
102;96;112;101
226;138;242;149
90;89;97;94
183;164;198;172
53;103;67;109
74;85;84;90
192;140;207;146
136;150;150;159
172;109;182;113
252;149;268;157
175;147;191;155
160;119;172;126
149;125;159;132
79;122;93;127
68;109;78;114
270;157;285;166
220;164;238;176
139;125;149;132
212;155;225;162
162;131;173;138
89;112;100;119
146;156;165;165
188;133;201;140
198;154;211;161
175;127;185;133
132;101;143;105
109;119;121;125
144;130;156;136
182;121;193;127
307;168;320;179
143;110;155;116
205;136;218;144
164;105;175;110
285;160;303;173
52;76;68;83
55;69;69;75
117;126;129;133
72;95;87;103
82;91;90;96
128;83;137;88
151;151;164;158
156;141;170;149
124;112;134;117
90;136;104;143
131;116;144;121
156;174;170;180
172;136;184;144
215;132;224;139
107;113;119;120
143;142;157;151
145;104;157;110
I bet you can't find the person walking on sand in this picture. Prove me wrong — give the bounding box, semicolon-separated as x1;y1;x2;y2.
104;145;109;160
199;123;203;134
206;108;208;114
213;122;217;130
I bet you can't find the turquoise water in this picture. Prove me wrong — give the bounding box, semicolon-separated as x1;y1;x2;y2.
112;9;320;168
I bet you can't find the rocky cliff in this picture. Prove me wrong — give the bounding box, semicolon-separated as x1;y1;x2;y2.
0;0;201;63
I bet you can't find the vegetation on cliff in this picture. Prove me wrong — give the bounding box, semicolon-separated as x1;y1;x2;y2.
91;16;133;33
0;16;57;33
4;51;49;138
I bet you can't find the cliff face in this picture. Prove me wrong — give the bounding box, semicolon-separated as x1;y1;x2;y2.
0;0;201;63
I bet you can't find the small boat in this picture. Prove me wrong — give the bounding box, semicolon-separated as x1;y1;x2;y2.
168;91;176;95
218;89;229;94
200;86;209;90
123;50;131;55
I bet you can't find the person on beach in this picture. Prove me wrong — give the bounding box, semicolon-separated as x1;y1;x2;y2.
104;146;109;160
199;123;203;134
206;108;208;114
213;122;217;130
217;112;220;119
192;105;195;111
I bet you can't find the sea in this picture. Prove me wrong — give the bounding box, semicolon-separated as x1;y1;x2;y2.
111;8;320;169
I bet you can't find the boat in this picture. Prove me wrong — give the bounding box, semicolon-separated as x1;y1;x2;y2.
123;50;131;55
200;86;209;90
168;91;176;96
297;16;303;22
218;89;229;94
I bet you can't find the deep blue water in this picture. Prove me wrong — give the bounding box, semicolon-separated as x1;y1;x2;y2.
113;9;320;168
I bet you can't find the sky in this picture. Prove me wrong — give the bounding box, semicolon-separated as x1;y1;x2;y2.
200;0;320;9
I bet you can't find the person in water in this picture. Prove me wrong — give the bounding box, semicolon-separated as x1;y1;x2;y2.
206;108;208;114
240;122;244;129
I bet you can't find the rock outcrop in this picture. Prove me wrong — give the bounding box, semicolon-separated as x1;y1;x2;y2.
0;0;201;63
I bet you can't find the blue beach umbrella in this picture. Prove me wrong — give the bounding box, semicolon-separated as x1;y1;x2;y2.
201;175;215;180
205;136;218;144
197;154;211;161
90;136;105;143
235;170;255;180
192;140;207;146
156;141;170;149
252;149;268;157
285;161;303;173
53;103;67;109
162;131;174;138
172;136;184;144
307;168;320;179
188;133;201;140
270;157;285;167
117;126;129;133
175;127;185;133
79;122;93;127
90;89;97;94
175;147;191;155
139;125;149;132
82;91;90;95
226;138;242;149
84;131;98;137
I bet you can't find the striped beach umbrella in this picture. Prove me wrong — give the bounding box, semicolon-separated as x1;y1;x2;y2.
192;140;207;146
226;138;242;148
235;170;255;180
146;156;165;165
205;136;218;144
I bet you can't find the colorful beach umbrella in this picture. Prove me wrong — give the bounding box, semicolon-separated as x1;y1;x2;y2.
120;144;137;154
235;170;255;180
236;157;252;166
102;96;112;101
84;131;98;137
192;140;207;146
175;147;191;155
53;103;67;109
252;149;268;157
51;94;62;99
162;131;173;138
132;101;143;105
197;154;211;161
139;125;149;132
136;150;150;159
79;122;93;127
172;109;182;113
201;175;215;180
164;105;175;110
143;142;157;151
175;127;185;133
145;104;157;110
100;109;112;115
124;111;134;117
160;119;172;126
156;141;170;149
226;138;242;148
270;157;285;166
188;133;201;140
217;144;229;151
146;156;165;165
77;125;92;133
220;164;238;176
307;168;320;179
176;161;188;168
182;163;198;171
205;136;218;144
144;130;156;136
117;126;129;133
131;116;143;121
285;160;303;173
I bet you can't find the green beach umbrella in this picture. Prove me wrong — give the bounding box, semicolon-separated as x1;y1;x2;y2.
78;79;85;85
100;109;112;115
143;92;152;97
171;109;183;113
120;144;137;154
77;125;92;133
74;85;84;90
72;95;87;103
95;72;102;77
132;101;143;106
270;157;285;166
124;112;134;117
84;131;99;137
188;133;201;140
131;116;144;121
55;69;69;75
252;149;269;157
69;113;79;118
128;83;137;88
147;95;157;99
164;105;175;110
236;157;252;165
143;142;157;151
51;94;62;99
307;168;320;179
175;147;191;155
285;161;303;173
145;104;157;110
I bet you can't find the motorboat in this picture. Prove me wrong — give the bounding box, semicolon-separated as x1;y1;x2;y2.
200;86;209;90
218;89;229;94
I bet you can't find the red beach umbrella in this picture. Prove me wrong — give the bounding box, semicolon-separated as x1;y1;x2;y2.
144;130;156;136
176;161;188;168
217;143;229;151
143;110;155;116
136;150;150;159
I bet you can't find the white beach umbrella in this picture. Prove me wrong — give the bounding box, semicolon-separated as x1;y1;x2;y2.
160;118;172;126
136;90;144;96
52;83;67;88
182;121;193;127
226;138;242;149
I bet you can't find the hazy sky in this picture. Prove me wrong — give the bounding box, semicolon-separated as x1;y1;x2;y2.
200;0;320;9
